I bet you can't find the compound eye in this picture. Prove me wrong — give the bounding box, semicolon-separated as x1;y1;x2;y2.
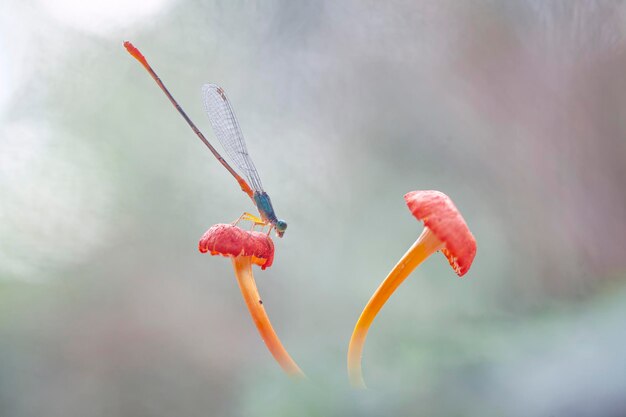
276;220;287;233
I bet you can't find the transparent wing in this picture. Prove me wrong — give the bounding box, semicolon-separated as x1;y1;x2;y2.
202;84;264;192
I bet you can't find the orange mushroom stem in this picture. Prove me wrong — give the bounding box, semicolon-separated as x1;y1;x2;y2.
348;190;477;388
199;224;304;378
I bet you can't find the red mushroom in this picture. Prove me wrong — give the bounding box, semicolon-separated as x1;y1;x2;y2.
347;190;477;388
199;224;304;378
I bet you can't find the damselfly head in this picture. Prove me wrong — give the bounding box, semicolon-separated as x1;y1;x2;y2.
275;219;287;238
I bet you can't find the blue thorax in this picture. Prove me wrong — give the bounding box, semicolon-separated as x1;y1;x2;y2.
253;191;278;224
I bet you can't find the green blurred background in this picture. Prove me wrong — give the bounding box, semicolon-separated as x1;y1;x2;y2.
1;1;625;416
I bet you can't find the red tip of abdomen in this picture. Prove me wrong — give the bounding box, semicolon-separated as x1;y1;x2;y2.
123;41;149;69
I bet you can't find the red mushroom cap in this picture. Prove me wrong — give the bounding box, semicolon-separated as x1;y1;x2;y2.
404;190;477;276
199;224;275;269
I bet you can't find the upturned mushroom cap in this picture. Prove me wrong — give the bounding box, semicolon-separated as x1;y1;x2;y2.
404;190;476;276
199;224;275;269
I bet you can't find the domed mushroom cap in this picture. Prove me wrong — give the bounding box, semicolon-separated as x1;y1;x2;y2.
199;224;275;269
404;190;476;276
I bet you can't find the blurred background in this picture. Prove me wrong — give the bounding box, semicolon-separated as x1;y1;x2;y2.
1;1;626;416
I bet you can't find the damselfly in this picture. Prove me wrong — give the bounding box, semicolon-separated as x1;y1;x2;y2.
124;42;287;237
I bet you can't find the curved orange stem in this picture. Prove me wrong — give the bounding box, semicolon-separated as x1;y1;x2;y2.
347;228;443;388
231;256;305;378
